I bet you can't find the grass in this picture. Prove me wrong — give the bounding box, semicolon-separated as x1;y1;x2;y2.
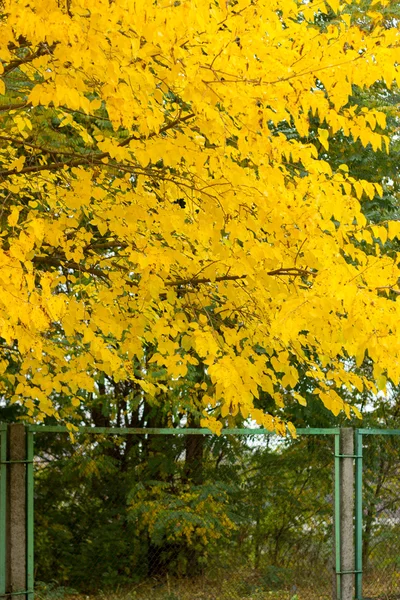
35;577;331;600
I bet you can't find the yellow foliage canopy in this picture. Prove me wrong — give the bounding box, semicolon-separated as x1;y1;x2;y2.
0;0;399;432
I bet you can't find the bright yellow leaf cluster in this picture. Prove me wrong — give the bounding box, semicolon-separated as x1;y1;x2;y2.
0;0;399;432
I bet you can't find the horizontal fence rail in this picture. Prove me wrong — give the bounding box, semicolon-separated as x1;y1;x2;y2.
27;426;342;435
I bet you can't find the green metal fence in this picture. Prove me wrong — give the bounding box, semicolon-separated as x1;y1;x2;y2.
4;424;400;600
27;426;341;600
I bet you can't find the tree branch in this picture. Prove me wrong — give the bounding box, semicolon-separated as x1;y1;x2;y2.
31;256;108;280
167;274;247;286
376;286;400;296
2;42;58;76
166;267;314;287
0;113;196;179
0;102;31;112
31;250;314;291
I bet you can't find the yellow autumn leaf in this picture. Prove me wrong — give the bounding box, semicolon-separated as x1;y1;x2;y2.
8;207;20;227
351;405;362;419
388;221;400;240
326;0;341;12
287;422;297;438
46;295;66;321
90;98;102;110
376;374;387;391
318;128;329;151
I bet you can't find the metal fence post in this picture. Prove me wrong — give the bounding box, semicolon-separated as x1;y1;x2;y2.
334;433;341;600
6;424;28;599
0;424;7;598
26;432;34;600
337;428;355;600
354;430;363;600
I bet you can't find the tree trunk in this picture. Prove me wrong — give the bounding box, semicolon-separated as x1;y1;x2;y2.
184;433;204;485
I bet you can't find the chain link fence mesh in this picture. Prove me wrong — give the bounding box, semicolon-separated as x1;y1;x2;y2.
361;434;400;600
33;431;335;600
